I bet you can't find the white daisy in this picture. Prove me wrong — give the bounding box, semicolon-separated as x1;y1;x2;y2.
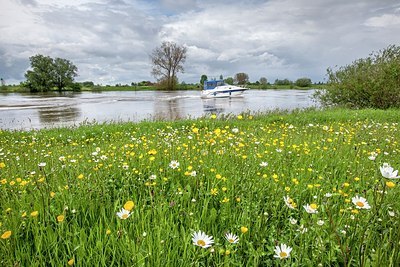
303;203;318;214
116;208;131;219
225;232;239;244
169;160;180;169
380;163;399;179
283;196;297;209
259;162;268;167
352;196;371;209
192;230;214;248
274;243;292;259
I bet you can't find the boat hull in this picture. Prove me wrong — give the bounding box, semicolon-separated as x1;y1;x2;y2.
201;87;248;98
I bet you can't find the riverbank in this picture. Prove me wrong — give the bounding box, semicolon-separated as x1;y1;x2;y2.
1;108;399;266
1;83;327;93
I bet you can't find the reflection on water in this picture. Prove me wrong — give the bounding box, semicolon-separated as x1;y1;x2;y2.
0;89;317;130
38;106;81;124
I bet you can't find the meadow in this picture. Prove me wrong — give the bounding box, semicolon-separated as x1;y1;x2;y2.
1;108;400;266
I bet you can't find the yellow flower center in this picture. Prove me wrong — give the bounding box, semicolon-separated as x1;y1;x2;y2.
356;201;364;207
280;251;288;258
310;203;318;210
122;214;129;219
228;238;234;243
197;239;206;247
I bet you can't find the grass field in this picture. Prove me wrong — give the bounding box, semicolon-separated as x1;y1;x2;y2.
1;108;400;266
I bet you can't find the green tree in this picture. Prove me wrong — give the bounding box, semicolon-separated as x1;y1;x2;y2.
25;54;78;92
200;74;208;86
53;57;78;91
259;77;268;85
314;44;400;109
234;72;249;85
295;77;312;87
25;54;55;92
150;41;187;90
225;77;234;85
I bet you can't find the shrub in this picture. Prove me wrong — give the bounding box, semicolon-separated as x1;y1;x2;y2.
295;77;312;87
314;44;400;109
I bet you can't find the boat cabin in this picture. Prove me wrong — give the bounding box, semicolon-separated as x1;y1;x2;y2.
204;79;224;90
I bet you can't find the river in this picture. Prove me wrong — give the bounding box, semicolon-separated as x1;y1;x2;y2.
0;89;318;130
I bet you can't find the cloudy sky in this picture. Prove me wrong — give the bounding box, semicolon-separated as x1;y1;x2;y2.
1;0;400;85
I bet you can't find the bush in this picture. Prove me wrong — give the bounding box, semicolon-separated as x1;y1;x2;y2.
295;77;312;87
314;44;400;109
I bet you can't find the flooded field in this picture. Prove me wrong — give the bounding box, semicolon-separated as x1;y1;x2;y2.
0;89;317;130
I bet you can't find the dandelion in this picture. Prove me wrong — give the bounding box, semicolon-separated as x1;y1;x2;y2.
1;230;12;239
116;208;131;219
386;181;396;188
283;196;297;209
67;258;74;266
123;201;135;211
274;243;292;259
303;203;318;214
57;215;65;222
380;163;399;179
30;211;39;217
352;196;371;209
192;230;214;248
169;160;180;169
225;233;239;244
240;226;248;234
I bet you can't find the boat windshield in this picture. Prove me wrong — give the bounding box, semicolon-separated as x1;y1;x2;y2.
204;79;224;90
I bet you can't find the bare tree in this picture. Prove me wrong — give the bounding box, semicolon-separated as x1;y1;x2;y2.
150;41;187;90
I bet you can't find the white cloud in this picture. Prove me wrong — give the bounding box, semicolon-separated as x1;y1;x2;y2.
1;0;400;84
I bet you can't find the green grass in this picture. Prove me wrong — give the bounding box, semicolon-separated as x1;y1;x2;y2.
1;108;400;266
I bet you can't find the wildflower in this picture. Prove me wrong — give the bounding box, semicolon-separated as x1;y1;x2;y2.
57;215;65;222
283;196;297;209
30;211;39;217
352;196;371;209
106;229;112;235
380;163;399;179
123;201;135;211
259;162;268;167
240;226;248;234
1;230;12;239
38;162;46;167
210;188;218;195
0;162;5;168
169;160;180;169
388;210;395;217
225;232;239;244
274;243;292;259
116;208;131;219
190;171;197;177
386;181;396;188
368;152;378;161
289;217;297;225
317;220;325;226
297;225;308;234
77;174;84;179
192;230;214;248
67;258;74;266
303;203;318;214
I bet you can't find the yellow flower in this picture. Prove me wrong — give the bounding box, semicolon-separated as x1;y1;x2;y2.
123;201;135;211
106;229;112;235
210;188;218;195
77;174;84;179
50;192;56;198
0;162;5;168
57;215;65;222
210;114;217;119
67;258;74;266
31;211;39;217
192;127;199;134
237;115;243;120
386;181;396;188
240;226;248;234
1;230;12;239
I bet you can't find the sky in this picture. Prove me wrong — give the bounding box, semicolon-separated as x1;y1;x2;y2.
1;0;400;85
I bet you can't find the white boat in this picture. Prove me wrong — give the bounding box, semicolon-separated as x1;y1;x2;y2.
201;79;249;98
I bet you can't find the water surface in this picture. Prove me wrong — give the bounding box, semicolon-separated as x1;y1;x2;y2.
0;89;317;130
